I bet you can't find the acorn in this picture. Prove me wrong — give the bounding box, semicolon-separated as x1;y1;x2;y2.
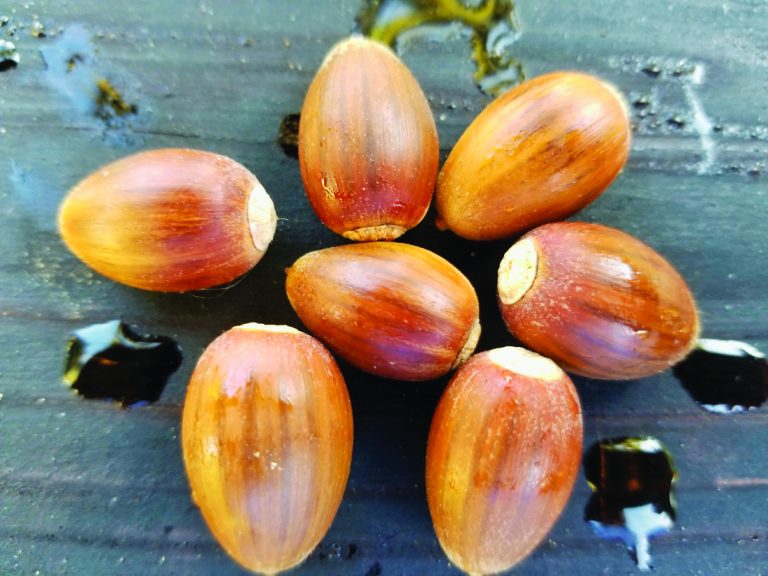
497;222;700;379
285;242;480;381
299;35;439;241
181;323;354;575
436;71;631;241
58;148;277;292
426;346;583;575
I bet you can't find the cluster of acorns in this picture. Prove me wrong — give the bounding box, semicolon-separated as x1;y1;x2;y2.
57;36;699;575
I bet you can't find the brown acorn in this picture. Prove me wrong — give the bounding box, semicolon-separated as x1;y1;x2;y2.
182;323;353;575
299;35;439;241
58;148;277;292
497;222;700;379
436;71;631;240
285;242;480;381
426;346;583;575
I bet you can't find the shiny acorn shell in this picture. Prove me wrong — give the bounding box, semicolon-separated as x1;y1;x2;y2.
497;222;700;379
299;35;439;241
285;242;480;381
58;148;277;292
436;71;631;241
182;324;353;575
427;346;583;575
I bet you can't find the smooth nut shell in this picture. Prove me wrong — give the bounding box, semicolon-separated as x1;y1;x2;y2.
498;222;700;379
181;323;353;575
436;71;630;240
285;242;480;381
299;36;439;241
58;148;277;292
426;346;583;575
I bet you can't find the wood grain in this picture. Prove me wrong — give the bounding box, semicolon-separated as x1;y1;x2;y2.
0;0;766;574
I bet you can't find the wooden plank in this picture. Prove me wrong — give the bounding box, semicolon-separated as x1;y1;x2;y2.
1;0;766;574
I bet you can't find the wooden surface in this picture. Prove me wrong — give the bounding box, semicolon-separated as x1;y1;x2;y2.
1;1;767;574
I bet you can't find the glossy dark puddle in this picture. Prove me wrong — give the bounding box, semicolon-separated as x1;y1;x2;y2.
0;39;19;71
583;436;677;571
673;338;768;414
356;0;524;95
63;320;182;406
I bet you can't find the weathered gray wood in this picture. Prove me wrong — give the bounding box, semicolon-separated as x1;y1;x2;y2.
1;0;767;574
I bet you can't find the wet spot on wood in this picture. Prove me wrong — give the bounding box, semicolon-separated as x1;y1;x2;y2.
39;24;146;146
